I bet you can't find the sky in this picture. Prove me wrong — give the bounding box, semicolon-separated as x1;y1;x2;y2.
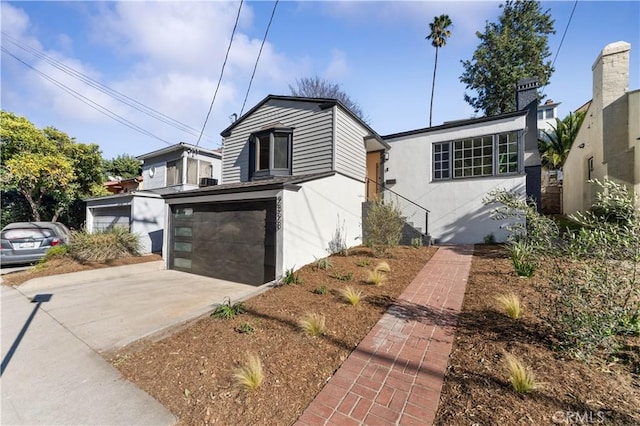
1;1;639;160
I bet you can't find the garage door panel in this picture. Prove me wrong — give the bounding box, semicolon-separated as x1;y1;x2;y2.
92;206;131;231
169;200;276;285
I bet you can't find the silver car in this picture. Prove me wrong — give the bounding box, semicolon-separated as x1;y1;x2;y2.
0;222;71;266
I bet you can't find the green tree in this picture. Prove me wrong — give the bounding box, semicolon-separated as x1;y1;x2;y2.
103;154;142;179
538;110;586;170
289;76;365;120
460;0;555;116
426;14;452;127
0;111;106;224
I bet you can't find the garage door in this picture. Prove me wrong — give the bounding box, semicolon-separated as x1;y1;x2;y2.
169;200;276;286
92;206;131;231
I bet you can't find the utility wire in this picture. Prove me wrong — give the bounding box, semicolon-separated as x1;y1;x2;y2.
2;47;172;146
239;0;279;116
1;32;215;143
195;0;244;148
551;0;578;69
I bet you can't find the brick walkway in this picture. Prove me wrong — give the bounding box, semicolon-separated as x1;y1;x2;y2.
296;245;473;426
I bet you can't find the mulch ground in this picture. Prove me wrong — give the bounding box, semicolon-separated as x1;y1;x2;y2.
435;244;640;426
111;246;437;426
1;253;162;286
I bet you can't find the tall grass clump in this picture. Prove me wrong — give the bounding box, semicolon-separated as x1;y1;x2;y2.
495;293;522;319
374;261;391;273
504;353;536;393
233;354;264;391
366;269;386;286
298;313;326;336
339;286;362;306
68;227;141;262
509;240;536;277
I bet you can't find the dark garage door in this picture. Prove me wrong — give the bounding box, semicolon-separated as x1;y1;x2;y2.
169;200;276;286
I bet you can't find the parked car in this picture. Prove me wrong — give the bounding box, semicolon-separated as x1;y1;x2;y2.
0;222;71;266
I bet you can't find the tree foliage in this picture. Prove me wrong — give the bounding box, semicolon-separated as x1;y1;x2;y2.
538;110;586;170
289;76;365;120
460;0;555;116
103;154;142;179
426;14;453;127
0;111;106;225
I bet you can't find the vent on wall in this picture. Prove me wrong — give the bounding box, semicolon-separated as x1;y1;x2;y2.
199;178;218;187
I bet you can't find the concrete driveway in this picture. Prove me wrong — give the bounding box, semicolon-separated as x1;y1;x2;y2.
1;261;268;425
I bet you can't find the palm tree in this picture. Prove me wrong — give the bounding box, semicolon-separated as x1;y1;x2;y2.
426;14;452;127
538;110;586;170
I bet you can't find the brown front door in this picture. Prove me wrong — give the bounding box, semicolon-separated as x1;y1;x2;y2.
366;151;382;201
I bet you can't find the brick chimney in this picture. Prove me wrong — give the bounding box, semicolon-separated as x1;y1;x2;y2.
516;77;542;210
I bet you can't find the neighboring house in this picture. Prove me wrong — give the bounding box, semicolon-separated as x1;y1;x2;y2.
160;96;389;285
381;79;541;244
563;41;640;215
85;143;223;254
537;99;561;139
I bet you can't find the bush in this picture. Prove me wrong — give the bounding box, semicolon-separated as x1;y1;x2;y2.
68;227;141;263
43;245;69;261
364;198;404;256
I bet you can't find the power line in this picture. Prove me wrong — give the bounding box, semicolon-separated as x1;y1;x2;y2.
1;31;216;143
2;47;172;146
239;0;279;116
551;0;578;69
195;0;244;148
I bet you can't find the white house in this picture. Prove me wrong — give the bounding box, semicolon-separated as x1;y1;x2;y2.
85;143;222;254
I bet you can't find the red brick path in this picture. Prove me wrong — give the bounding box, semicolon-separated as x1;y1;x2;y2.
296;246;473;426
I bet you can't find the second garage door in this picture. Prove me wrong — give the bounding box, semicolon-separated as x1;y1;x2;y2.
92;206;131;231
169;200;276;285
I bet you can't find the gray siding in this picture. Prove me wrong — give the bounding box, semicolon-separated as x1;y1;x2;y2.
142;162;167;189
223;100;334;183
335;107;367;181
142;151;221;189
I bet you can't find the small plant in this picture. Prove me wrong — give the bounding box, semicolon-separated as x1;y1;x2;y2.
312;286;327;295
363;198;405;256
504;353;536;393
374;261;391;273
328;219;349;255
509;240;536;277
484;233;496;244
314;257;334;270
298;312;326;336
236;322;255;335
495;293;522;319
44;245;69;261
331;271;353;281
340;286;363;306
356;259;370;267
411;237;423;248
233;354;263;391
211;297;246;319
366;269;386;286
281;267;302;285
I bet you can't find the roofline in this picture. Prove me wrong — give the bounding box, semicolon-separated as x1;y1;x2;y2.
84;190;162;202
136;142;222;160
220;95;388;148
381;110;528;140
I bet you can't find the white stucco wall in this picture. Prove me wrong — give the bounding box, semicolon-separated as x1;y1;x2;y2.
385;114;527;244
131;195;165;253
282;173;364;272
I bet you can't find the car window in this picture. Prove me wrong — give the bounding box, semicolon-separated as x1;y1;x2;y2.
2;229;54;240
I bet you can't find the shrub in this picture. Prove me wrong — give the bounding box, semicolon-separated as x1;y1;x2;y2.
366;270;386;286
312;286;327;295
298;312;326;336
281;268;302;285
374;261;391;273
211;297;246;319
68;227;142;263
233;354;263;391
339;286;362;306
364;198;404;256
495;293;522;319
314;257;333;270
411;237;423;248
504;354;536;393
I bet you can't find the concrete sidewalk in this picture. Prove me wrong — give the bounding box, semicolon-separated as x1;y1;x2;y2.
1;285;176;425
296;245;473;426
1;261;270;425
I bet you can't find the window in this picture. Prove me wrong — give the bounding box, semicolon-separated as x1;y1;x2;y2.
537;110;544;120
250;128;293;179
546;108;555;119
587;156;594;180
166;159;183;186
433;131;521;181
186;158;198;185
